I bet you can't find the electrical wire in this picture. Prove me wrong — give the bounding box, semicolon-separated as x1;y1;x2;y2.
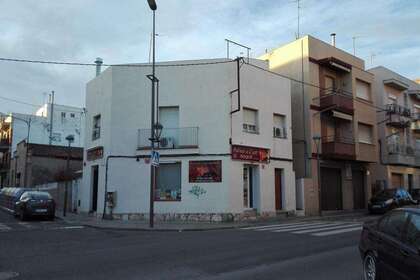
0;95;41;108
0;57;235;68
243;60;387;112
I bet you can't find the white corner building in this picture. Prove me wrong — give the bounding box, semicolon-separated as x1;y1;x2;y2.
80;58;296;221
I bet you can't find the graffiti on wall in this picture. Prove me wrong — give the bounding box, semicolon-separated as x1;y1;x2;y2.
189;185;207;198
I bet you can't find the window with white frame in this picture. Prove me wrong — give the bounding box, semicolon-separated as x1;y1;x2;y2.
92;114;101;140
356;80;371;101
70;113;75;118
273;114;287;138
243;108;258;134
358;123;373;144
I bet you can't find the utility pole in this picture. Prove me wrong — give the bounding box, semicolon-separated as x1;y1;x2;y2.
49;91;55;145
63;135;74;217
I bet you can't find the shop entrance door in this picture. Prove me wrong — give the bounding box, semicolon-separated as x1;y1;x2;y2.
243;166;253;208
352;170;366;209
391;173;403;188
275;169;283;210
91;165;99;212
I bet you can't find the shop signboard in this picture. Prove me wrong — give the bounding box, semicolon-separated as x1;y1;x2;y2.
231;145;269;163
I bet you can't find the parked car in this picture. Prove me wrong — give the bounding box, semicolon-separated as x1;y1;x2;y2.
359;207;420;279
410;189;420;201
0;187;29;211
368;188;417;214
14;191;55;221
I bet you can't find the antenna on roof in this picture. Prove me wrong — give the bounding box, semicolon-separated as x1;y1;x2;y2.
293;0;301;39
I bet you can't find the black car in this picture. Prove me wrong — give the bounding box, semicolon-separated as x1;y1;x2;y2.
368;188;417;214
359;207;420;280
14;191;55;221
410;189;420;201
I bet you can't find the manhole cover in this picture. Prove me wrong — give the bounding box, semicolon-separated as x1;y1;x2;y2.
0;272;19;280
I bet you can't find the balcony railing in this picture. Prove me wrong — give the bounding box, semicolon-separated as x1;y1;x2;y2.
386;104;412;128
138;127;199;150
321;135;355;160
315;89;354;115
386;142;415;166
0;138;10;151
412;112;420;121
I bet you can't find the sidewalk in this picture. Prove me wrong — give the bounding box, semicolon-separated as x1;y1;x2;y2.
56;210;377;232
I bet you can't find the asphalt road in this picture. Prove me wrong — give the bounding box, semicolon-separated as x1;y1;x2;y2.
0;210;365;280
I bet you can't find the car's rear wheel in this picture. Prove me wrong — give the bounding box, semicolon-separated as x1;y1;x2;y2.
363;252;377;280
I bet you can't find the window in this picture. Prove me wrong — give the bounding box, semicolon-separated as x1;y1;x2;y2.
356;80;371;101
243;108;258;134
156;163;181;201
92;115;101;140
70;113;75;118
358;123;373;144
405;214;420;249
273;114;287;138
61;112;66;118
382;211;409;240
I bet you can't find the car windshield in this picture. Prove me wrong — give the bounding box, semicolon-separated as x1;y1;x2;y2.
23;192;52;200
376;189;396;199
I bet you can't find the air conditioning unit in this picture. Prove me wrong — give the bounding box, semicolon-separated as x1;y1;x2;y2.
159;137;175;148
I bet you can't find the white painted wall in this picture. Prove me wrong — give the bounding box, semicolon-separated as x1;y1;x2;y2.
81;59;296;216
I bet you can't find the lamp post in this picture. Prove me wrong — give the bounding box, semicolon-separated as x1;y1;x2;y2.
313;135;322;216
147;0;158;228
63;134;74;217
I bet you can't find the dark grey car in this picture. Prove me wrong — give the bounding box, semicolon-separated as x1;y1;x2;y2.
14;191;55;221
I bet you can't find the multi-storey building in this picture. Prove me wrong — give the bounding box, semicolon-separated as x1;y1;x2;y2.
80;58;296;221
259;35;377;215
0;103;84;187
369;66;420;191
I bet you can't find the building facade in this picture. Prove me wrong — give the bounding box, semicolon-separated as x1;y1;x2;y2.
9;142;83;187
80;58;296;221
0;103;84;187
259;35;377;215
369;66;420;192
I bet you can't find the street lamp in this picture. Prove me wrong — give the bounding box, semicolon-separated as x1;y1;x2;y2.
312;135;322;216
147;0;158;228
63;134;74;217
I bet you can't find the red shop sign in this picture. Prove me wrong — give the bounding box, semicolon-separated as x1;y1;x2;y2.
231;145;269;162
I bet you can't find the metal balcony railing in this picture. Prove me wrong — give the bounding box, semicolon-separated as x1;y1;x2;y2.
138;127;199;149
387;143;415;156
412;112;420;121
321;135;355;159
386;104;411;117
313;89;354;115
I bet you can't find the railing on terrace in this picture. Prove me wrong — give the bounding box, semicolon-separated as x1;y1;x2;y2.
138;127;199;149
386;104;411;117
313;89;354;114
387;142;415;156
322;135;355;144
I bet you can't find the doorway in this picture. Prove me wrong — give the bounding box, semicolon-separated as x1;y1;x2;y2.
352;170;366;209
243;165;259;209
91;165;99;212
391;173;403;188
408;174;413;193
275;169;283;210
321;167;343;211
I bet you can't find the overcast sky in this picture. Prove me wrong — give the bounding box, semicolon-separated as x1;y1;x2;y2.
0;0;419;114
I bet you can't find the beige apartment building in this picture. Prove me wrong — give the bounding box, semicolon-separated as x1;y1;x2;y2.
259;35;377;215
369;66;420;192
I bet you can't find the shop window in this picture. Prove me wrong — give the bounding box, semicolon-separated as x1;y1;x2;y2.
156;163;181;201
356;80;371;101
273;114;287;138
358;123;373;144
92;114;101;140
243;108;258;134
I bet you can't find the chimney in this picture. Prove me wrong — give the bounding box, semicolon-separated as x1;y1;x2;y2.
94;57;103;77
330;33;336;47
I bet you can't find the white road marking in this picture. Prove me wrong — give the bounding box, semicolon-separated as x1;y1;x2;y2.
0;223;12;231
293;223;361;234
56;226;85;230
272;222;344;233
312;226;363;237
17;222;34;229
241;221;315;230
255;222;330;231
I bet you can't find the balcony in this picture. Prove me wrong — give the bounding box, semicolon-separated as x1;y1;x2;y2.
386;143;415;166
321;135;355;160
386;104;411;128
0;138;10;152
411;113;420;132
317;89;354;115
138;127;199;150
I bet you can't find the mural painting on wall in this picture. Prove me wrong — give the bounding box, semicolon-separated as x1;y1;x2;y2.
189;160;222;183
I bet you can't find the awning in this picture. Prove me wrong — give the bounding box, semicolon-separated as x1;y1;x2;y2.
332;110;353;121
